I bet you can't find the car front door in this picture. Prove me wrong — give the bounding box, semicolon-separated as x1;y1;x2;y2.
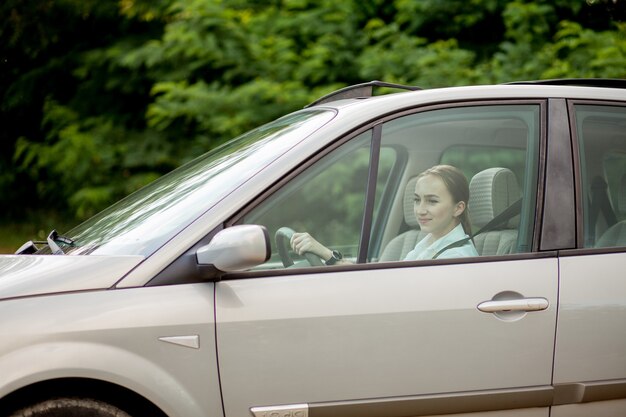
216;102;557;417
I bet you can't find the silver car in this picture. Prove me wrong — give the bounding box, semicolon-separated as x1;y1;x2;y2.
1;80;626;417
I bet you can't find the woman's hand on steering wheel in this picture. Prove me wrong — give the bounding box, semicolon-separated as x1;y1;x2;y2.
290;232;332;261
275;227;324;267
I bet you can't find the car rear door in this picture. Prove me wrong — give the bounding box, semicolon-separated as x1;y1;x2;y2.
552;100;626;417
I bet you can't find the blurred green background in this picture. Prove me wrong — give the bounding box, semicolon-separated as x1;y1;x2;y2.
1;0;625;253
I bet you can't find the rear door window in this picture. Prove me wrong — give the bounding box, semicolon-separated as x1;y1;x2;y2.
574;104;626;248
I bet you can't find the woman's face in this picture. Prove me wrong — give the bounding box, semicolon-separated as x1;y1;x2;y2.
414;174;465;240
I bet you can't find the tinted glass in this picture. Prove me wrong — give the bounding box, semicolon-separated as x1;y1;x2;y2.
241;131;382;269
375;104;540;261
575;104;626;248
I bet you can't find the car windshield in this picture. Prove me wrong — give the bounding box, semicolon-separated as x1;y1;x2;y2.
54;109;336;256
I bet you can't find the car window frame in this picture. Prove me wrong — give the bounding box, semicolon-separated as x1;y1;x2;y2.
539;99;576;251
367;144;408;261
222;99;550;280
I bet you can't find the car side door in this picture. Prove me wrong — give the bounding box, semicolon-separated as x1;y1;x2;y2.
215;101;557;417
552;100;626;417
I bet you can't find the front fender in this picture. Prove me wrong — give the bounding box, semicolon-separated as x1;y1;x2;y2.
0;284;222;417
0;341;200;416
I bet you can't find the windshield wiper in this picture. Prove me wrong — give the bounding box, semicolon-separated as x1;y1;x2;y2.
15;229;75;255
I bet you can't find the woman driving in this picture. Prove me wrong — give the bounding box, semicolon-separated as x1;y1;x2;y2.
290;164;477;263
404;164;477;260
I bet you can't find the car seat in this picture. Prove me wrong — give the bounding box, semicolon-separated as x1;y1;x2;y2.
378;176;427;262
468;167;521;256
595;173;626;247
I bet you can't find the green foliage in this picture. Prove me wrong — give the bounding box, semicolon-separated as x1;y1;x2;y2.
1;0;625;235
14;99;171;219
358;26;480;86
540;21;626;79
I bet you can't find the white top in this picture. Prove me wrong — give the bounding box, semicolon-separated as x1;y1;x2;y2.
404;223;478;261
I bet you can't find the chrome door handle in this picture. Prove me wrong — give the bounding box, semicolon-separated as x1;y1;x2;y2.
477;297;548;313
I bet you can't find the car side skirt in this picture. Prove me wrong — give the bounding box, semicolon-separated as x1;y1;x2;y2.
251;380;626;417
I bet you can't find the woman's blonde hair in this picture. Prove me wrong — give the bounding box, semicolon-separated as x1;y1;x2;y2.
417;164;472;235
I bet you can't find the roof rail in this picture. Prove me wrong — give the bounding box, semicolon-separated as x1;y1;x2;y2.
305;80;422;108
505;78;626;89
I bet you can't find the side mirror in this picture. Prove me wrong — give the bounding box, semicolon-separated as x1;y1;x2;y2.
196;225;271;272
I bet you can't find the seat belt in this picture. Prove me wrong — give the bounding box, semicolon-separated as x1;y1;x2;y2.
472;198;522;238
432;199;522;259
433;237;471;259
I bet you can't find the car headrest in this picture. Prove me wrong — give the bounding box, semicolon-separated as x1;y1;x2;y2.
469;167;521;229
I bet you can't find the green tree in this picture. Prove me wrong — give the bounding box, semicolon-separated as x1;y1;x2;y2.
1;0;624;239
3;0;166;219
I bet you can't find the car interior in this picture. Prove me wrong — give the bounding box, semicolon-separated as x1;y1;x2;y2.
239;104;543;270
371;105;538;263
577;104;626;248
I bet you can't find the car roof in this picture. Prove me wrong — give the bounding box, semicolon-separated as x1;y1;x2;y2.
307;79;626;108
311;83;626;114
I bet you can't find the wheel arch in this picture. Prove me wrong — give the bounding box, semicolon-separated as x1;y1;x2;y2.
0;377;168;416
0;340;209;417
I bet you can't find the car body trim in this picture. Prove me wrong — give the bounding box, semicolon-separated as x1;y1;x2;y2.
553;380;626;405
219;251;557;281
255;381;626;417
558;246;626;257
358;124;382;264
534;100;549;253
309;386;553;417
158;335;200;349
251;404;309;417
540;98;576;250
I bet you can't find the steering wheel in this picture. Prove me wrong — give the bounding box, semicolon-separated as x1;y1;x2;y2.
275;227;324;267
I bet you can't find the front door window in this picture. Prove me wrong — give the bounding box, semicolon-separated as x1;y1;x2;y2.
239;104;541;269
